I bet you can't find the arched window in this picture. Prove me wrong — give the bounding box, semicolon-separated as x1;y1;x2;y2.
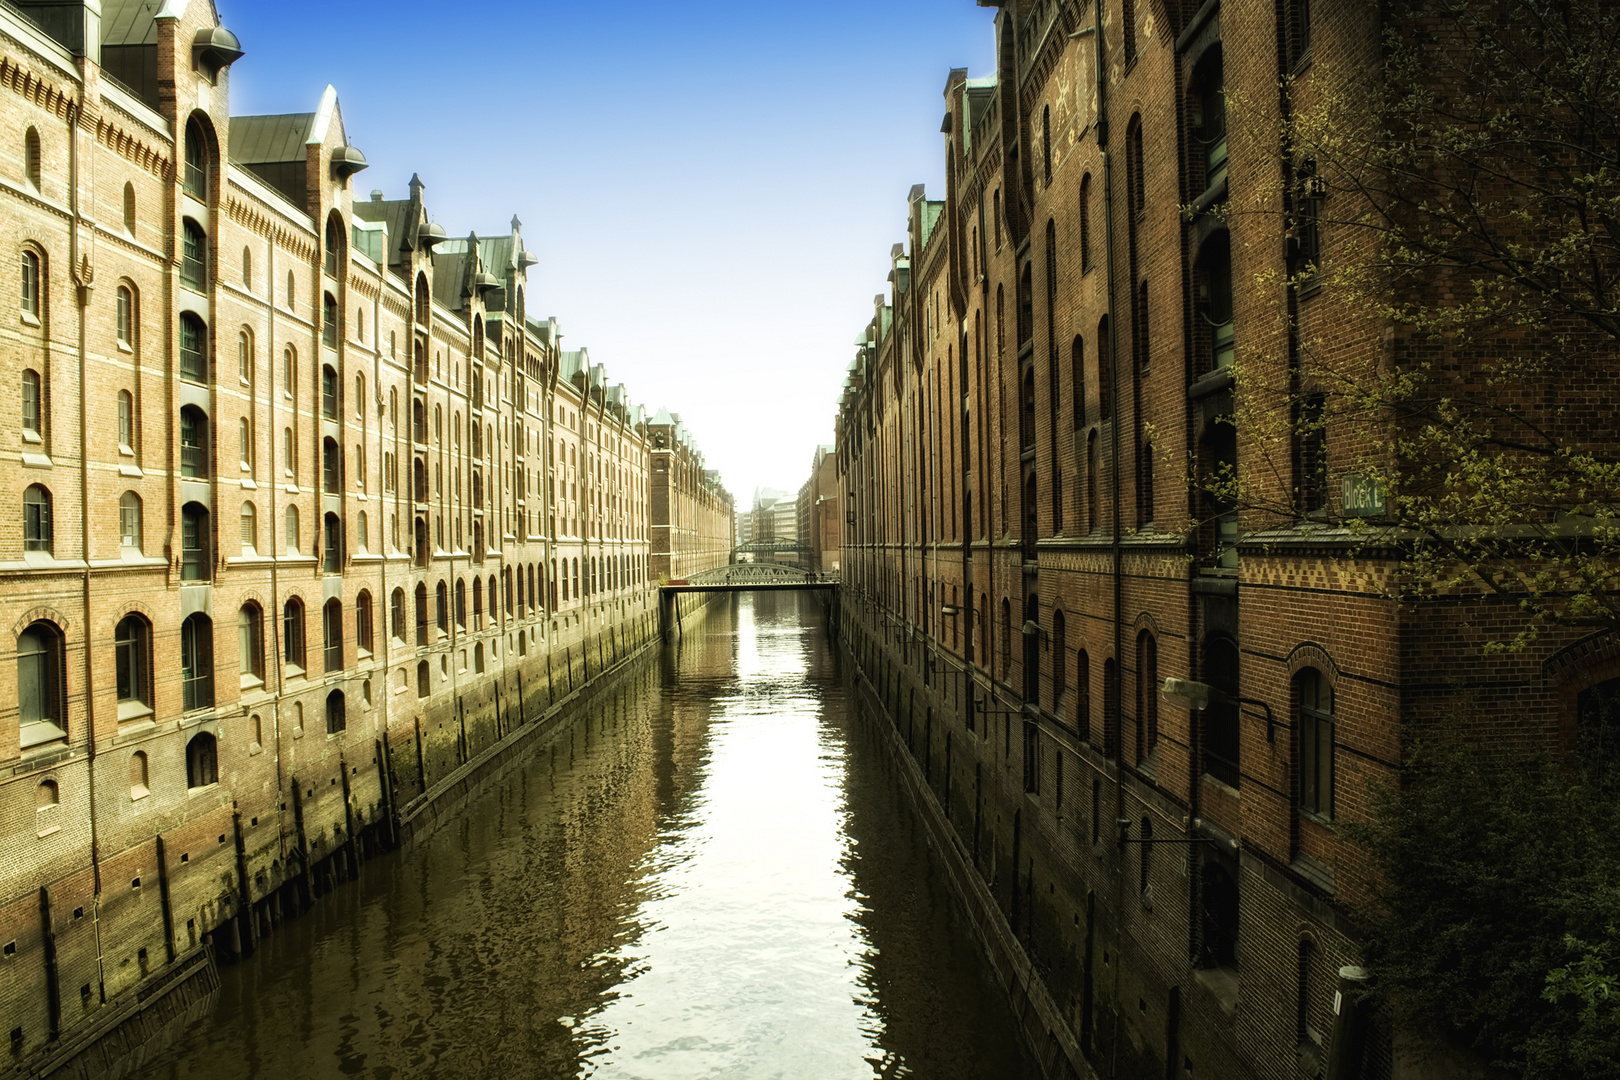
356;591;374;655
180;219;207;289
390;587;406;641
286;269;295;311
114;614;151;716
21;368;41;436
415;272;430;325
117;285;135;347
179;406;208;478
130;751;149;799
118;491;142;550
238;416;252;470
322;512;342;574
1126;114;1145;220
322;293;338;348
238;329;252;382
474;642;485;674
1136;630;1158;762
436;581;448;633
17;621;64;746
113;389;132;456
1076;648;1092;742
322;599;343;672
283;598;305;671
414;582;428;645
123;183;136;235
357;510;368;552
179;312;207;381
473;577;483;630
282;426;295;476
1297;667;1334;817
324;214;342;277
323;437;341;493
284;504;300;554
416;660;430;699
180;613;213;711
180;502;209;580
1096;315;1112;421
23;484;51;553
573;559;580;599
999;597;1012;681
24;127;40;189
325;689;345;734
240;500;257;553
283;346;296;396
1071;337;1086;430
355;372;365;418
455;579;466;627
183;117;209;200
241;246;251;289
238;603;263;686
21;249;40;319
185;732;217;788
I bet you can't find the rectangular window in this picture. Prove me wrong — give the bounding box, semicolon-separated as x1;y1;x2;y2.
179;318;204;381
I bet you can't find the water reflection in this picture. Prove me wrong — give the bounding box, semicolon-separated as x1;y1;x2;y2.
152;592;1030;1079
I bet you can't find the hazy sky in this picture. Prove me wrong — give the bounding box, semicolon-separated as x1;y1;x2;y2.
220;1;996;503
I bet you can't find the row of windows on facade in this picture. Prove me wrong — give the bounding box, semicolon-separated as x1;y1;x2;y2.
863;579;1337;818
17;545;653;747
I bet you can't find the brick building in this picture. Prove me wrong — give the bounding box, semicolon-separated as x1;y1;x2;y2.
0;0;725;1063
794;444;840;576
835;3;1618;1080
647;408;733;583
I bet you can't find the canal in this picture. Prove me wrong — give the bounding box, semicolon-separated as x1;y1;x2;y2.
150;591;1035;1079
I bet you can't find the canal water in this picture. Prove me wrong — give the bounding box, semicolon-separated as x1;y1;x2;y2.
151;591;1034;1079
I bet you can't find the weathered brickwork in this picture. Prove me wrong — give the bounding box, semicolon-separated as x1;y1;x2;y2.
0;1;730;1066
834;3;1616;1080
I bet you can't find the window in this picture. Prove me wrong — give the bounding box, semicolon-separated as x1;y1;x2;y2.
322;294;338;349
123;183;136;235
390;587;406;641
1136;630;1158;761
118;390;134;452
283;426;295;476
241;246;251;289
1139;442;1155;527
17;622;64;746
323;512;342;574
1079;174;1093;270
117;285;134;347
1077;648;1092;743
323;600;343;673
1289;0;1313;67
179;406;207;477
1126;117;1145;220
115;615;150;714
286;270;294;311
1053;611;1067;709
416;660;430;699
1295;167;1323;285
284;504;300;554
1299;393;1327;513
357;510;368;552
238;604;263;686
183;118;208;200
355;373;366;417
323;437;341;493
1042;104;1052;186
23;484;51;553
238;329;252;382
118;491;141;550
21;249;40;319
325;689;345;734
1122;0;1137;64
1298;668;1334;817
356;592;374;655
24;127;40;189
240;501;257;553
180;503;209;580
23;368;42;437
179;313;206;381
324;216;341;277
180;613;213;711
185;733;217;788
283;599;305;672
180;219;207;289
436;581;448;634
1023;721;1040;794
283;347;296;396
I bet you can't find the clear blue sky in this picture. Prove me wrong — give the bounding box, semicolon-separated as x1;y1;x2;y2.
220;0;996;503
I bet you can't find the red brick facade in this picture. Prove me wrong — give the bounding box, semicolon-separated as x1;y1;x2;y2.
834;3;1616;1079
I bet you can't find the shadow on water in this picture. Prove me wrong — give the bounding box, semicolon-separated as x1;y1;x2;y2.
147;592;1034;1079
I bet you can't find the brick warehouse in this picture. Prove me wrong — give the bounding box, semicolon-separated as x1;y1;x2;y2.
835;2;1619;1080
0;0;733;1067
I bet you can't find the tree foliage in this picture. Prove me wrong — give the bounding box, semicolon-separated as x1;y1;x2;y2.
1214;0;1620;649
1348;718;1620;1079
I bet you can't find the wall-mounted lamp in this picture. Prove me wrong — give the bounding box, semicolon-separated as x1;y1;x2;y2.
1161;677;1214;711
941;603;960;617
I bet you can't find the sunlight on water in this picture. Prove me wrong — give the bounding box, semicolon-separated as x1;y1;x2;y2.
149;593;1030;1080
